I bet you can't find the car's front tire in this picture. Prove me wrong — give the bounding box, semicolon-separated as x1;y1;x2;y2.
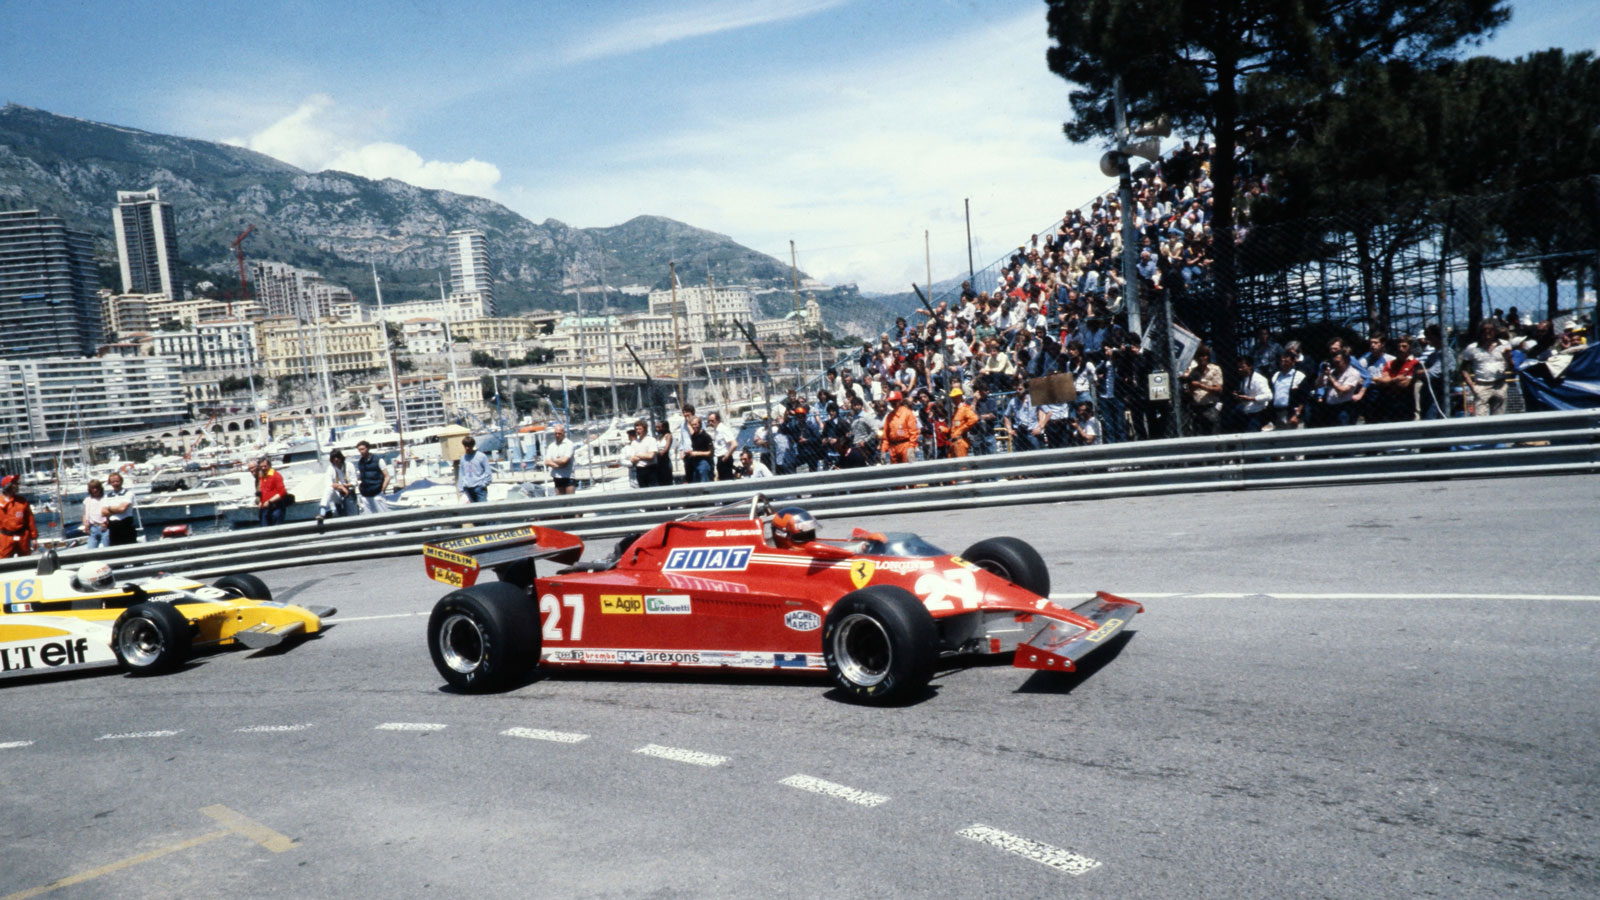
113;602;191;675
960;537;1050;597
213;572;272;602
427;583;539;692
823;586;936;705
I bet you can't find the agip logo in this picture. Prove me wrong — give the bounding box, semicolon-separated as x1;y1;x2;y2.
601;594;643;614
663;546;753;572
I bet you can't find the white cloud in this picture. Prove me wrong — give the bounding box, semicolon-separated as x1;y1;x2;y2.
565;0;852;64
227;94;502;198
514;8;1105;293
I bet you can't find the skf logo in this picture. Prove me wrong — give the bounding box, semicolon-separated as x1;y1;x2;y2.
663;546;752;572
849;559;875;589
601;594;643;614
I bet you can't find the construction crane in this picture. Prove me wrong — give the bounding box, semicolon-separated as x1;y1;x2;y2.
230;225;255;305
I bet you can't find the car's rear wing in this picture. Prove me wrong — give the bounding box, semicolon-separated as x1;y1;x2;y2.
423;526;584;589
1013;592;1142;672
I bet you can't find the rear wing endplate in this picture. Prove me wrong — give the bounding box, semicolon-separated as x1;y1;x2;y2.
423;526;584;589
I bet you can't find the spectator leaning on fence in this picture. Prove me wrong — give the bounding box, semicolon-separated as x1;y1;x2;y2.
706;411;736;481
354;440;390;515
1183;345;1224;436
457;435;493;503
1228;357;1272;432
1371;336;1421;422
544;423;576;494
626;420;656;489
1315;349;1362;427
1459;321;1514;416
1269;351;1309;429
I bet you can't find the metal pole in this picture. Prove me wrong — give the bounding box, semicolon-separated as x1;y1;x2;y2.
965;198;975;284
576;281;588;425
372;263;405;484
289;290;324;455
668;262;685;407
736;319;775;453
1114;77;1143;336
599;256;620;419
789;240;805;382
1163;286;1182;438
439;275;462;421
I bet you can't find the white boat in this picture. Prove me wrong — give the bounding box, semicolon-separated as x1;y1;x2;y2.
136;472;258;525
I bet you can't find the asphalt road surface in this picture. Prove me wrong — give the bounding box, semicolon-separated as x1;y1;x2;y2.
3;474;1597;899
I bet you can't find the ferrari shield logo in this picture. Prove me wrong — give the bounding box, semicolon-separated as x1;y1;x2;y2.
850;559;875;589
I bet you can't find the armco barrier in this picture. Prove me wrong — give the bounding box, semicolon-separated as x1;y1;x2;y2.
5;409;1595;579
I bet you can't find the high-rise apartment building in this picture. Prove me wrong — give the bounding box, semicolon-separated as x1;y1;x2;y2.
113;187;182;298
447;229;495;314
0;209;104;358
250;260;359;321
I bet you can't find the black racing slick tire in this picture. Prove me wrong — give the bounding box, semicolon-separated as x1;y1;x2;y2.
427;583;539;692
213;572;272;602
112;602;191;676
612;532;647;563
960;537;1050;597
822;586;936;705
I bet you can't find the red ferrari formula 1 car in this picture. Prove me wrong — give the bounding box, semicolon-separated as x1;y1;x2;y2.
419;496;1140;704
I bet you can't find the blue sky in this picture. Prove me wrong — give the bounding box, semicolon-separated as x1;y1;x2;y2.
3;0;1596;292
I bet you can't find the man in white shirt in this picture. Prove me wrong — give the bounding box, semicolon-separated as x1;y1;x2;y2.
706;411;737;481
735;449;772;479
1229;357;1273;432
543;422;576;494
1458;321;1514;416
1269;351;1308;429
625;420;658;489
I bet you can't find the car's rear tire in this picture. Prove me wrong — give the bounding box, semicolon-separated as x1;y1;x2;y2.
427;583;539;692
113;602;191;675
960;537;1050;597
213;572;271;602
823;585;936;705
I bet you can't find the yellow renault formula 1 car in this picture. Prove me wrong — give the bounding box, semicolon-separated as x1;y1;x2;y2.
0;553;334;678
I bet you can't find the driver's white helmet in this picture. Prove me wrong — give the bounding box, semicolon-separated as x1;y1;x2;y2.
75;561;114;592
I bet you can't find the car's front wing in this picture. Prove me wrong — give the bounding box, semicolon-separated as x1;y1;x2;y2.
1013;592;1142;672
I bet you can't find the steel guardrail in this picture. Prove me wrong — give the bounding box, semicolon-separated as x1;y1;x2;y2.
6;409;1595;579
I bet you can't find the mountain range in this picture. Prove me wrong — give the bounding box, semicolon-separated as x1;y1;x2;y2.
0;104;903;335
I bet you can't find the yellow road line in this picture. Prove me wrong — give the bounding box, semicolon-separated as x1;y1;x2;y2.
200;804;300;852
1;805;299;900
1;829;229;900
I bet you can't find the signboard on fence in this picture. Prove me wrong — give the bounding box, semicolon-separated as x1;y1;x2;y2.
1028;372;1077;406
1142;320;1204;374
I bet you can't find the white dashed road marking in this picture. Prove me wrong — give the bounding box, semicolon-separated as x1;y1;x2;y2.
374;722;447;732
1;740;34;749
235;724;314;733
335;612;430;623
634;744;727;767
779;774;889;807
957;824;1101;876
502;727;588;743
94;730;182;741
1049;591;1600;603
